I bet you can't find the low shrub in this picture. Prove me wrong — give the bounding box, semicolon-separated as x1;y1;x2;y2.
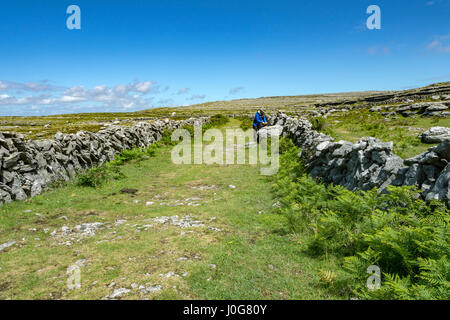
77;163;124;188
311;117;328;132
237;116;253;131
208;114;230;127
160;129;179;146
77;144;158;187
111;144;158;165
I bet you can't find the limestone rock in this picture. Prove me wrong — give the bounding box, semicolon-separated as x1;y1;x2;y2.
258;125;284;139
0;240;15;252
420;127;450;143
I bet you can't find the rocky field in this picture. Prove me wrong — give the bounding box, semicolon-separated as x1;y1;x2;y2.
0;82;449;300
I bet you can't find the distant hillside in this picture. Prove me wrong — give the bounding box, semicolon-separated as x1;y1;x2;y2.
142;81;450;116
1;81;449;140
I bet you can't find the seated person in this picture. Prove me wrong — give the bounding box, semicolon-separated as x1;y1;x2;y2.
253;109;268;143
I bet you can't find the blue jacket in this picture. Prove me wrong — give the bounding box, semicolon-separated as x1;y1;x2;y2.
253;112;267;128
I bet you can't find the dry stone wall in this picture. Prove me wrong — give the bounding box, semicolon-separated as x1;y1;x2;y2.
269;112;450;205
0;117;208;204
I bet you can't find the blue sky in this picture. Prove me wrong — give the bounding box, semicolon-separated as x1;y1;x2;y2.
0;0;449;116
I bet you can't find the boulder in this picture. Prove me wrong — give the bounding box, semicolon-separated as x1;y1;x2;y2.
0;187;12;204
11;177;27;201
258;125;284;139
434;141;450;161
3;152;21;169
422;111;442;117
370;106;383;112
31;179;44;197
425;163;450;203
0;241;15;252
420;127;450;143
425;103;448;112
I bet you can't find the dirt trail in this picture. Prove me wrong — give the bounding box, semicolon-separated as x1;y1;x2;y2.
0;120;338;299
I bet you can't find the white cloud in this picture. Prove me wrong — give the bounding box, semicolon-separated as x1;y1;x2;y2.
0;80;62;92
0;80;162;113
59;95;86;103
186;94;206;101
157;98;175;107
177;88;190;95
0;80;204;115
229;86;244;95
427;37;450;53
114;84;128;95
133;81;155;93
367;45;391;55
425;0;446;5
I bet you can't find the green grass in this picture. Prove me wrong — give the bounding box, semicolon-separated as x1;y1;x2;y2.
0;119;344;300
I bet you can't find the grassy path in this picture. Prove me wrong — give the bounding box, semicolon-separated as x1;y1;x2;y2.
0;120;343;300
